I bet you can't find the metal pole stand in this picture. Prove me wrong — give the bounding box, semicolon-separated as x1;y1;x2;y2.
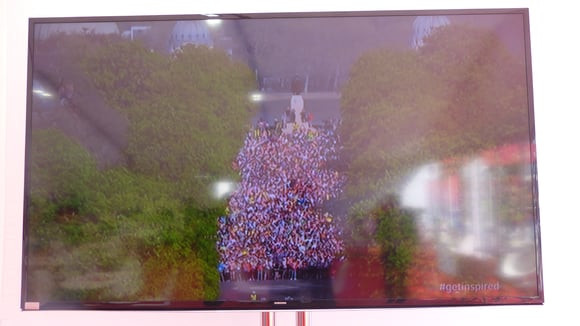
260;311;310;326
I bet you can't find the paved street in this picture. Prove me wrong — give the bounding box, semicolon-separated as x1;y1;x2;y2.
219;279;335;304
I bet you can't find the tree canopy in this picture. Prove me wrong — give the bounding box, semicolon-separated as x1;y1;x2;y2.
338;24;530;200
26;34;258;302
80;41;258;204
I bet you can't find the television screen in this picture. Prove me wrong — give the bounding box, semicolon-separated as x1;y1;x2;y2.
22;8;543;310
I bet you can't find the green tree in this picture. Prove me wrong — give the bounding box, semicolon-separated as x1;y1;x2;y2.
25;35;255;302
373;196;417;298
27;129;100;249
419;24;529;148
339;48;441;199
338;24;529;298
82;42;258;204
345;196;417;298
27;128;224;302
28;129;99;209
338;24;530;200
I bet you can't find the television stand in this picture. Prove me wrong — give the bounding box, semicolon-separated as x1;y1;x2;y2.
261;311;310;326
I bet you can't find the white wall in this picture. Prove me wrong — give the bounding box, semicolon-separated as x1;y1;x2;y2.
2;1;579;325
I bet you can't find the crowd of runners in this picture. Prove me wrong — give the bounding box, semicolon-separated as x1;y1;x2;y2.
216;120;345;282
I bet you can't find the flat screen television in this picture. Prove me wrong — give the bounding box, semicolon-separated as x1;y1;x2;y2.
22;8;543;311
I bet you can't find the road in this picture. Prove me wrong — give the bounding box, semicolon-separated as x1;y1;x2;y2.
219;278;335;304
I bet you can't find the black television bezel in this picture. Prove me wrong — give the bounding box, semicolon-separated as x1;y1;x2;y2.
22;7;542;311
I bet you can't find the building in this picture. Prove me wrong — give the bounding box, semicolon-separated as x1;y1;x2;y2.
168;20;214;53
410;16;450;49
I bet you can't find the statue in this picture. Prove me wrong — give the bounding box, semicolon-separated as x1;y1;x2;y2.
291;94;304;124
290;75;304;125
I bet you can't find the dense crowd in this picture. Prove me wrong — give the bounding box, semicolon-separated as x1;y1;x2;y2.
217;121;345;282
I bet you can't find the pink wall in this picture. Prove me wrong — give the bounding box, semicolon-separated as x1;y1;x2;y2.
2;1;579;325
